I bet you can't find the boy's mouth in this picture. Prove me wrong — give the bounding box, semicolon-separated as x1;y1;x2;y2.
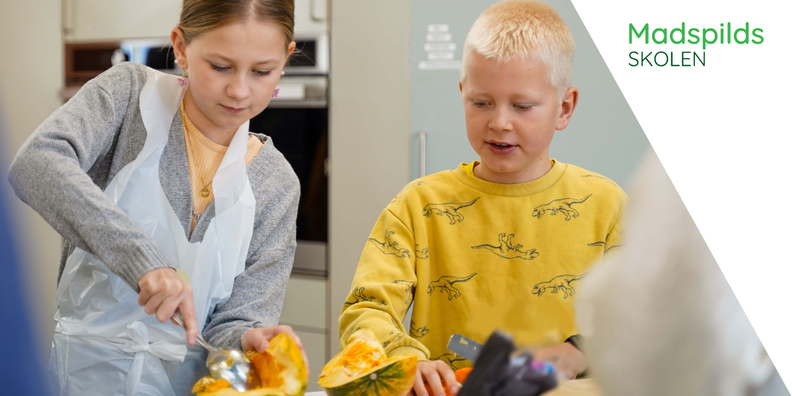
486;141;518;155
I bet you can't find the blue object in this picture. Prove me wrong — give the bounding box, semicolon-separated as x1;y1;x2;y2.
0;113;51;395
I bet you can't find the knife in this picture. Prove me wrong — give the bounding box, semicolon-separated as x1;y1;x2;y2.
447;333;484;362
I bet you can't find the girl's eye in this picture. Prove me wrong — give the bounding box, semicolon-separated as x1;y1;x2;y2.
253;70;272;77
472;100;488;107
211;64;230;72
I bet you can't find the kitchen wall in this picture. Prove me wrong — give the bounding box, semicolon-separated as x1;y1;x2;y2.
0;0;65;361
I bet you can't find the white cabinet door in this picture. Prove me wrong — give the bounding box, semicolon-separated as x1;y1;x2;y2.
280;276;327;330
281;276;328;392
294;330;327;392
63;0;181;42
294;0;327;33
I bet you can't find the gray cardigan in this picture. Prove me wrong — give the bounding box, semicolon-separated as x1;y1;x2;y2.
7;62;300;349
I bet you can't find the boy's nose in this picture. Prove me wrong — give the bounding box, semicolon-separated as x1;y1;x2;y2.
489;106;514;132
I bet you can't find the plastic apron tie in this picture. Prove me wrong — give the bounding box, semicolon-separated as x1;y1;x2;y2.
120;321;188;396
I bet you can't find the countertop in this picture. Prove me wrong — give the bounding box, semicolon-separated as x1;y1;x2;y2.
304;379;602;396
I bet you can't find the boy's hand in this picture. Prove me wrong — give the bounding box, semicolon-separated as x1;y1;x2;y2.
533;342;587;380
242;325;310;375
137;268;198;345
411;360;459;396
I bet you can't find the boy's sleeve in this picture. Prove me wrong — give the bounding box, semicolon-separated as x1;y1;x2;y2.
338;207;430;361
604;190;628;254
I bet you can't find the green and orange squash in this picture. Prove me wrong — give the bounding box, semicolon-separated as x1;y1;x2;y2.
192;333;308;396
319;330;417;396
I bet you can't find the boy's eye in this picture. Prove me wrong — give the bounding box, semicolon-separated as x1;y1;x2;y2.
514;104;533;111
472;100;489;107
211;64;230;72
253;70;272;77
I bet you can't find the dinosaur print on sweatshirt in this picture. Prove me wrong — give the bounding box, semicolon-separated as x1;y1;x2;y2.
427;273;478;301
532;194;592;221
392;280;415;305
532;273;588;299
368;231;411;258
434;353;468;370
410;320;429;338
344;287;387;307
472;233;540;260
589;241;622;253
391;181;427;203
383;332;405;349
422;197;481;225
415;244;430;260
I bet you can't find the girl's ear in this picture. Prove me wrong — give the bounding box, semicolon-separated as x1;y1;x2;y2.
287;41;297;57
171;28;188;69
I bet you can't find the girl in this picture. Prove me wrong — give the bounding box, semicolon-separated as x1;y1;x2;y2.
8;0;306;394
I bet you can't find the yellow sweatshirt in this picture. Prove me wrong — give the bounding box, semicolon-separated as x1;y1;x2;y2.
338;160;627;370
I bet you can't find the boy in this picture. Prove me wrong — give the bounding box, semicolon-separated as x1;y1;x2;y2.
338;1;627;394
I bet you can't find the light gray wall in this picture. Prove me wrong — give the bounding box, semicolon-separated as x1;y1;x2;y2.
410;0;650;188
0;0;65;361
328;0;412;355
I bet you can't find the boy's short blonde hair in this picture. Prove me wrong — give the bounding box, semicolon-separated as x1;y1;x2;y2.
461;0;575;101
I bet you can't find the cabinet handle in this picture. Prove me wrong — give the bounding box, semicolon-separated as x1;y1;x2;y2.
419;131;427;178
311;0;327;22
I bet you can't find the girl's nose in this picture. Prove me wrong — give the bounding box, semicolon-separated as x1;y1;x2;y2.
226;73;251;101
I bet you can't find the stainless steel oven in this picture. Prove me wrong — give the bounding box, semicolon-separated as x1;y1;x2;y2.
250;31;329;276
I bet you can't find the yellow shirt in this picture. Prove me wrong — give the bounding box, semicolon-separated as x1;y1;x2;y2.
338;160;627;370
181;102;263;232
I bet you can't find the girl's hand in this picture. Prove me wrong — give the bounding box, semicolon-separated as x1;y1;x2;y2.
532;342;587;380
137;268;198;345
411;360;459;396
242;325;310;375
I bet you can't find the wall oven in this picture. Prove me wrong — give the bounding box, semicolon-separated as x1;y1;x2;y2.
250;31;329;276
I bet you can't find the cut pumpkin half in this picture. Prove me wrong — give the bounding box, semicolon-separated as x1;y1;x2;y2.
192;333;307;396
319;330;417;396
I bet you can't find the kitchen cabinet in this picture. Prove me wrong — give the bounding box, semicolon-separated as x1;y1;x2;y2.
294;0;327;33
62;0;181;42
281;275;327;331
280;275;328;392
62;0;327;42
293;331;326;392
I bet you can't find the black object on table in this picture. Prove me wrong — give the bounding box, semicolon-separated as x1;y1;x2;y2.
458;331;558;396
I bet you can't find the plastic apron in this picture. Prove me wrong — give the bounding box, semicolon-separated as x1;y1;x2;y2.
49;67;256;396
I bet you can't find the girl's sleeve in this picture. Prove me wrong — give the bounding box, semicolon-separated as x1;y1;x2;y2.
6;64;173;291
201;165;301;349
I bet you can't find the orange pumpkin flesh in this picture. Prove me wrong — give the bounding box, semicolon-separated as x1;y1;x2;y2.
319;330;417;396
192;333;307;396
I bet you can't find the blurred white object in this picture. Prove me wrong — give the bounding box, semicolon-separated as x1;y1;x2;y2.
576;150;786;396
